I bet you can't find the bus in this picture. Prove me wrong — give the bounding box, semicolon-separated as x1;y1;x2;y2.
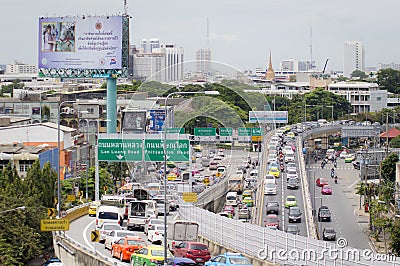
228;174;244;193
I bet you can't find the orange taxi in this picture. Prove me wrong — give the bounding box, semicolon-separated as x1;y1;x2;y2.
111;236;147;262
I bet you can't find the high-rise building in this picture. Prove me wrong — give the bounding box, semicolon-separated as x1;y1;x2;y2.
6;61;37;74
343;41;365;77
195;48;211;75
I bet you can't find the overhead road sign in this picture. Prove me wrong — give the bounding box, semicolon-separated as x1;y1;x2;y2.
144;139;190;162
194;127;216;142
249;111;288;124
219;128;233;142
98;139;143;162
238;127;251;142
166;128;185;134
342;126;380;138
40;219;69;231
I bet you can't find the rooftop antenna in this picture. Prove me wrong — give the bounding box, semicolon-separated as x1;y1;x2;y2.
123;0;128;15
207;18;210;49
309;26;313;71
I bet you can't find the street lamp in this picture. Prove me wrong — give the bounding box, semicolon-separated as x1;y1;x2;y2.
0;206;26;214
58;100;76;217
162;90;219;265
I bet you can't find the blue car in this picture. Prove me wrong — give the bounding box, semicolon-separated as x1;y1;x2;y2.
166;257;196;266
205;253;252;266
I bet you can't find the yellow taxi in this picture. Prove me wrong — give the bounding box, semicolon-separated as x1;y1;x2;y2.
88;201;101;217
167;173;178;181
268;167;280;178
242;189;253;199
243;197;254;207
286;132;295;139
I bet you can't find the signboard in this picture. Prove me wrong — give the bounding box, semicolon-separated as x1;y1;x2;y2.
238;127;251;142
60;210;67;218
91;230;100;242
98;139;143;162
219;128;233;142
40;219;70;231
166;128;185;134
122;110;147;133
67;195;76;202
38;16;123;69
194;128;216;142
182;192;198;202
251;128;264;142
144;140;190;162
149;109;166;133
249;111;288;124
47;208;55;218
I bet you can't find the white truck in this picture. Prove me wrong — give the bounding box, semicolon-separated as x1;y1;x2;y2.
167;220;199;250
127;201;148;230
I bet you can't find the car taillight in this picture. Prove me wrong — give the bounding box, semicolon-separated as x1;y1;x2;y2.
118;220;121;225
127;247;133;252
125;207;128;215
96;219;98;225
150;259;159;263
155;231;159;235
171;241;175;247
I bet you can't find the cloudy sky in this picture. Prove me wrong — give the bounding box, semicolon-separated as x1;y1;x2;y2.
1;0;398;72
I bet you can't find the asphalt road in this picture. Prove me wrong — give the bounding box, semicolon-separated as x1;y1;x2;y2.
307;157;372;249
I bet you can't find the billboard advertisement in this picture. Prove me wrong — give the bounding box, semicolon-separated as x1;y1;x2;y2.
122;110;147;132
38;16;123;69
249;111;288;124
148;109;166;133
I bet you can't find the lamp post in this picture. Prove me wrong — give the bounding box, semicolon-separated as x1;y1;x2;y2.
58;100;76;217
0;206;26;214
163;90;219;265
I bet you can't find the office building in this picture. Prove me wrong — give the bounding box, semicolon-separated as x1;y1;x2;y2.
343;41;365;77
196;48;211;75
6;61;37;74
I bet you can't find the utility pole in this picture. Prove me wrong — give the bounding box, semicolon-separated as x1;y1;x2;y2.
386;113;389;157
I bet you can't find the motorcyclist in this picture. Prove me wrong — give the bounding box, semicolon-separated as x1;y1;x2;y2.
334;160;337;168
331;167;335;178
334;175;338;184
321;161;325;169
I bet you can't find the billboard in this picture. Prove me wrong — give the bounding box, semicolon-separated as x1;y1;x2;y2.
249;111;288;124
148;109;166;133
122;110;147;132
38;16;123;69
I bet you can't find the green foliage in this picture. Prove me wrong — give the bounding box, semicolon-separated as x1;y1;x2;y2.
336;76;348;82
377;68;400;94
350;70;368;79
41;105;50;120
390;219;400;256
381;153;399;183
390;134;400;148
1;80;24;97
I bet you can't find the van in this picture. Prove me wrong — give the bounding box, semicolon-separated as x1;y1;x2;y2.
225;192;238;206
249;170;258;178
96;205;123;229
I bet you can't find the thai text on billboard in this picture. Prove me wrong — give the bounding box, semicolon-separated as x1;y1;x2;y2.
38;16;123;69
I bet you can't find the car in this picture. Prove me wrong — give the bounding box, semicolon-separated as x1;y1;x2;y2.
111;236;147;262
104;230;136;250
217;150;225;157
322;228;337;241
223;205;235;216
242;190;252;198
285;154;295;163
353;161;360;170
288;206;302;223
238;207;250;219
268;167;280;178
266;201;279;214
264;174;275;183
196;164;205;172
209;161;219;170
344;154;354;163
322;185;332;195
153;196;170;216
88;201;101;216
147;224;166;244
205;253;252;266
286;224;300;235
286;169;298;181
167;173;178;181
144;218;164;235
172;241;211;264
264;214;279;229
267;154;278;164
237;166;247;174
242;197;254;207
339;150;348;158
99;223;122;244
316;177;328;187
218;212;232;218
264;182;277;195
213;155;222;160
196;152;202;158
286;132;295;139
44;258;63;266
284;195;297;208
287;178;299;189
318;206;331;222
166;257;197;266
286;162;297;172
131;246;173;266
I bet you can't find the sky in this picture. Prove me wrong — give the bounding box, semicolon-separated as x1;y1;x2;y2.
1;0;399;72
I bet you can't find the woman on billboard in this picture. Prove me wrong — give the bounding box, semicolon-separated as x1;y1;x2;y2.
43;24;55;52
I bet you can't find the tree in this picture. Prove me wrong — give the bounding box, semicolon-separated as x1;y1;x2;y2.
390;219;400;256
350;70;368;79
381;153;399;183
377;68;400;94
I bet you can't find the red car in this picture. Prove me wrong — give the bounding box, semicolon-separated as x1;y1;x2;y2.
322;185;332;195
223;205;235;216
264;214;279;229
316;178;328;187
111;236;147;262
172;241;211;264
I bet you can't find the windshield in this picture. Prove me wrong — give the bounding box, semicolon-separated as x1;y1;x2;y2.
267;217;278;223
268;202;278;207
98;212;118;220
287;197;295;202
265;183;275;188
227;196;236;200
127;240;146;246
290;208;301;214
228;258;251;265
190;244;208;250
288;170;297;175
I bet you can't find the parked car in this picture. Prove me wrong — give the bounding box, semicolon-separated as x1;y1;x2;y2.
322;185;332;195
318;206;331;222
265;214;279;229
172;241;211;264
322;228;337;241
266;201;279;214
316;178;328;187
288;206;302;223
111;236;147;262
205;253;252;266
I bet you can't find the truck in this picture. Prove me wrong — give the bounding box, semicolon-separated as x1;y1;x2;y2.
167;220;199;250
132;188;150;201
127;201;148;230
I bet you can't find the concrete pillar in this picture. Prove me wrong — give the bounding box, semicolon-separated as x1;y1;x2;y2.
106;78;117;133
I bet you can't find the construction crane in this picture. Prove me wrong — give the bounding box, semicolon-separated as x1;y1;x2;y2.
322;58;329;74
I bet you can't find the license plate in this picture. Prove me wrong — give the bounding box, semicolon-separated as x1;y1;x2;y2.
196;258;203;261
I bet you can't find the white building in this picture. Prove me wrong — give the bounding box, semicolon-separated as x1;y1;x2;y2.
327;82;386;113
6;61;37;74
343;41;365;77
195;48;211;75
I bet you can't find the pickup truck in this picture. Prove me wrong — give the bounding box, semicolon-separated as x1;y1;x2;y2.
127;201;148;230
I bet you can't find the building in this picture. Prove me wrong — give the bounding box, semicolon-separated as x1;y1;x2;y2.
327;82;386;113
343;41;365;77
131;41;184;82
6;60;37;74
195;48;211;75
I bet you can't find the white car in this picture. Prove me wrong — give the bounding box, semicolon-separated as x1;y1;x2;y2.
286;162;297;172
285;154;295;163
286;169;299;181
282;146;293;155
267;154;278;164
264;182;277;195
104;230;136;250
144;218;164;235
147;224;166;244
264;174;276;184
213;155;223;160
98;223;122;244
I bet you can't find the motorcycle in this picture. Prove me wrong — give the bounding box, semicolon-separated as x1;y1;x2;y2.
334;176;338;184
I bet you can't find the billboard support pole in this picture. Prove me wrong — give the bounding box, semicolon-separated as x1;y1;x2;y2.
107;78;117;133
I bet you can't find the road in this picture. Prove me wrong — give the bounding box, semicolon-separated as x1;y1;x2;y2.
307;157;372;249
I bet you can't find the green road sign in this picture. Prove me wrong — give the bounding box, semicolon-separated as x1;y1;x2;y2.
251;128;264;136
219;128;233;136
166;128;185;134
98;139;143;162
144;139;190;162
238;127;251;136
194;127;216;136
